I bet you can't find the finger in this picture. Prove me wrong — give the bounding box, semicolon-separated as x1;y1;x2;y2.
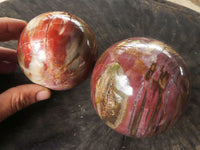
0;61;16;74
0;17;27;41
0;47;17;62
0;84;51;122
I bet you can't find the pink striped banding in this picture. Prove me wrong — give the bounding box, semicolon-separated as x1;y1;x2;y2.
91;37;190;138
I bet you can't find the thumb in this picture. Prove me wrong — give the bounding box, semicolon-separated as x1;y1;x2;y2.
0;84;51;122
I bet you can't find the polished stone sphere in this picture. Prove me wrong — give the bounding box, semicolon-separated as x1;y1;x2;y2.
91;37;190;138
18;11;97;90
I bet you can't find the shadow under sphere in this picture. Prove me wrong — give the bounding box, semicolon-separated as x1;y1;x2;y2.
0;0;199;150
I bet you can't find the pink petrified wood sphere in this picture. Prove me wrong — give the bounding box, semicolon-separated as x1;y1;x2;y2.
17;12;97;90
91;37;190;138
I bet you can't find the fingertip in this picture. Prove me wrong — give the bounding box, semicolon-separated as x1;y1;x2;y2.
36;88;51;101
14;18;27;25
0;17;27;41
1;17;27;24
0;84;51;122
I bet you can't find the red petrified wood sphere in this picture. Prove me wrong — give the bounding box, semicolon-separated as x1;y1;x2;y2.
91;37;190;138
18;12;97;90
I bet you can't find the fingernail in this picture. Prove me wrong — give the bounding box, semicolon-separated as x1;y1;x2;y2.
13;18;27;23
36;90;51;101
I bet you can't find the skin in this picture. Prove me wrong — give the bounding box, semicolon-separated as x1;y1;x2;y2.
0;17;51;122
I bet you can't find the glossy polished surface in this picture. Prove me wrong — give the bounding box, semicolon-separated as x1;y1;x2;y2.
1;0;200;149
91;37;190;138
18;11;97;90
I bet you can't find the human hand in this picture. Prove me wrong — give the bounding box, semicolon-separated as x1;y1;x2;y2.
0;18;51;122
